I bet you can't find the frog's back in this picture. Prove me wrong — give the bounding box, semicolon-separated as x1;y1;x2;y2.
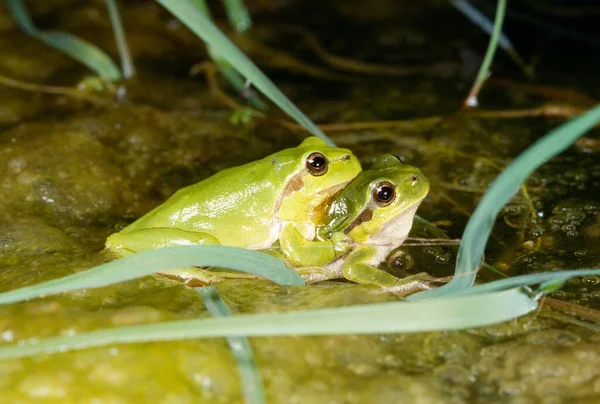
121;156;289;248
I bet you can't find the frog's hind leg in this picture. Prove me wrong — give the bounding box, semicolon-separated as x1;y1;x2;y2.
108;228;230;285
342;246;450;297
106;228;221;255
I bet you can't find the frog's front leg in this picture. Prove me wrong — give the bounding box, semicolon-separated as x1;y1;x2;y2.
342;246;449;297
106;228;225;285
279;224;352;267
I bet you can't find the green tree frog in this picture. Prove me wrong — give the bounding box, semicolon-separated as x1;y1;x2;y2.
279;154;447;296
105;137;362;283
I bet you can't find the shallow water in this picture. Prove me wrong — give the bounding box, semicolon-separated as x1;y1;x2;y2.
1;0;600;402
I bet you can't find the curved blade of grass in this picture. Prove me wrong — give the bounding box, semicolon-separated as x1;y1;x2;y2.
462;0;507;107
191;0;266;109
0;246;304;306
197;287;265;404
221;0;252;32
105;0;135;79
453;269;600;296
7;0;122;81
410;104;600;300
450;0;531;79
155;0;334;146
0;287;536;360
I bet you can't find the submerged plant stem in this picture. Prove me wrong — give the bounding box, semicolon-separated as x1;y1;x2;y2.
105;0;135;79
0;73;109;105
7;0;122;81
197;287;265;404
463;0;507;107
221;0;252;32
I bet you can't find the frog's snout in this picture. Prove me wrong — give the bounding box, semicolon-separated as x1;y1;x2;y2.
405;169;429;190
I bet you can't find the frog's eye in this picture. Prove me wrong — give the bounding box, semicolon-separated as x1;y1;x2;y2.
306;152;328;176
372;181;395;206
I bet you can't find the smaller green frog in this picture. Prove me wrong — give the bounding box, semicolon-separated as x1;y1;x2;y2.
279;154;447;296
105;137;362;283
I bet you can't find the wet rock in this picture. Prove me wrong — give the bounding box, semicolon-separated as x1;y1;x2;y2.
0;88;43;127
0;34;74;81
0;218;81;256
0;122;135;225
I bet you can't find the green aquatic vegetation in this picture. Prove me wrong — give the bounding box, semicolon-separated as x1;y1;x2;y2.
411;103;600;300
2;1;599;402
6;0;123;81
197;286;265;404
1;104;599;343
0;246;303;306
190;0;267;110
221;0;253;32
450;0;531;78
462;0;507;106
105;0;135;79
0;288;537;361
156;0;334;146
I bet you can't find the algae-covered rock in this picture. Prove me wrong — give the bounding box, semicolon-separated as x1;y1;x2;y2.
476;328;600;402
0;217;81;256
0;34;74;82
67;104;280;200
0;123;135;225
0;88;43;127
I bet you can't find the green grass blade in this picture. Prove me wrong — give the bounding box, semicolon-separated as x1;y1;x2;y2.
197;287;265;404
450;0;531;78
454;269;600;296
105;0;135;78
463;0;507;107
410;104;600;300
450;0;512;50
221;0;253;32
213;59;268;110
41;32;123;82
5;0;36;35
190;0;266;109
155;0;335;146
0;287;537;360
7;0;122;81
0;246;304;306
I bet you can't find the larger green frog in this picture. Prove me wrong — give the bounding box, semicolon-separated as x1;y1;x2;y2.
105;137;361;282
279;154;446;296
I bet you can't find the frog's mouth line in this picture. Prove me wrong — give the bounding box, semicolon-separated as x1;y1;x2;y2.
316;178;353;198
344;208;373;235
344;198;425;237
307;178;354;223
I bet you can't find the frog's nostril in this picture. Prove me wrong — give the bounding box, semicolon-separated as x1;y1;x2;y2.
411;175;418;182
343;154;351;161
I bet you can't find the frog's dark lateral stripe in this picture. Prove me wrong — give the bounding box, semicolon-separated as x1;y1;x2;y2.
344;208;373;234
282;173;305;197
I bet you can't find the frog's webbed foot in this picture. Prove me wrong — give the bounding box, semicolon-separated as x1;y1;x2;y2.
382;273;452;297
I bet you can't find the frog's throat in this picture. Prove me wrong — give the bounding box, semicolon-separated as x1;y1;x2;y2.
366;201;423;246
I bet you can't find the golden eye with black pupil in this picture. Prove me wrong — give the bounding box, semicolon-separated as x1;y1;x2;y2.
373;181;395;206
306;152;328;176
